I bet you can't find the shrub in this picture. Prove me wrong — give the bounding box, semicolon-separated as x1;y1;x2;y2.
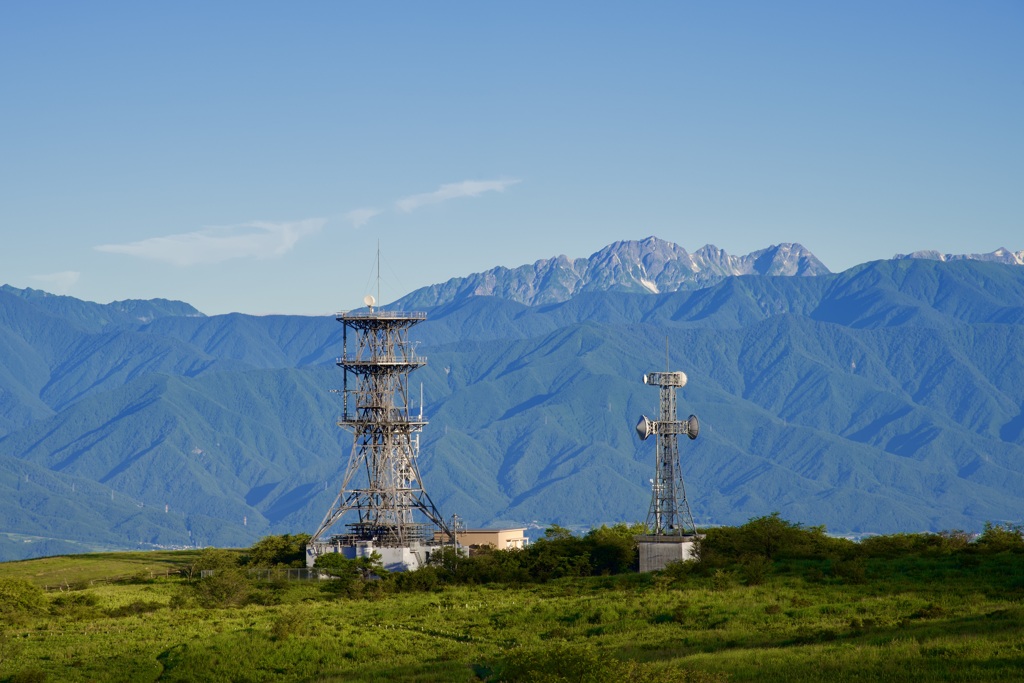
50;592;98;609
659;559;697;587
741;513;805;559
0;627;26;669
427;546;477;582
860;533;927;557
8;668;47;683
481;641;724;683
194;568;253;608
314;552;360;582
392;565;442;592
184;547;242;581
699;513;849;565
859;531;969;558
485;642;626;682
973;522;1024;553
168;592;191;609
831;557;867;584
910;603;946;620
935;529;971;553
247;587;285;606
106;601;164;618
585;523;644;574
524;526;593;581
49;592;100;620
711;569;738;592
315;551;385;581
739;553;773;586
0;578;46;616
270;605;311;641
475;547;532;584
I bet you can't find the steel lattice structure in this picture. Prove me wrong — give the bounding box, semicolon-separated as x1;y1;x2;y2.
635;371;700;536
311;309;452;549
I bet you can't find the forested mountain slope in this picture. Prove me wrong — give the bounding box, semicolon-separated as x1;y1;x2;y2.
1;259;1023;560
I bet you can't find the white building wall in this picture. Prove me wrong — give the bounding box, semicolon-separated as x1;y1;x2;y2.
306;540;441;572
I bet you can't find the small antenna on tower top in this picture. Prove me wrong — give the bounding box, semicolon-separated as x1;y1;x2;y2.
665;335;670;371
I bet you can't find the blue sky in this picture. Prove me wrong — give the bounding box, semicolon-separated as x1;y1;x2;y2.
2;2;1021;315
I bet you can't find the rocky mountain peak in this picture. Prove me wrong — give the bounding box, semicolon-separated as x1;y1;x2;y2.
396;237;831;308
894;248;1024;266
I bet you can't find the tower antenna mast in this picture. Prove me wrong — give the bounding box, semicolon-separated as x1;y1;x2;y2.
307;262;453;570
635;369;700;535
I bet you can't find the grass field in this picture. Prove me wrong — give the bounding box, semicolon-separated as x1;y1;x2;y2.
1;544;1022;682
0;549;211;590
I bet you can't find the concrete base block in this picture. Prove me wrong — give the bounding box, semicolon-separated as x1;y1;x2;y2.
635;534;702;572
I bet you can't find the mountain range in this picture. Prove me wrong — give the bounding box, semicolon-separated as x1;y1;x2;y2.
894;247;1024;266
1;238;1023;561
396;237;830;308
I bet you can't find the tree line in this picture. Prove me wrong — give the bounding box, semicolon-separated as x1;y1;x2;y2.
2;517;1021;613
222;516;1024;599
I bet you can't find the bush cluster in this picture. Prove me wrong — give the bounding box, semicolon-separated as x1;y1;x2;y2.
698;513;856;566
972;522;1024;553
409;523;646;587
184;518;1024;604
695;514;1024;586
291;523;647;595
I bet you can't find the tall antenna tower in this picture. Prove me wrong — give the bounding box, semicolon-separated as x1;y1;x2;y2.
308;294;453;569
635;371;700;535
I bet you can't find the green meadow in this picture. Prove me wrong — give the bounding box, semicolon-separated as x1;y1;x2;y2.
1;519;1022;682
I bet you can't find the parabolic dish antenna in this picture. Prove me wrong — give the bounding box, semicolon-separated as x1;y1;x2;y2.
636;415;655;441
363;294;376;308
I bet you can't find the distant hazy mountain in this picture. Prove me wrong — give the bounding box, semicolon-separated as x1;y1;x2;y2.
894;248;1024;266
396;237;830;308
2;254;1024;561
0;285;204;331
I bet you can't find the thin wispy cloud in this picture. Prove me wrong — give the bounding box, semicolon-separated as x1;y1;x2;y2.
395;179;521;213
31;270;80;294
95;219;326;266
344;207;382;229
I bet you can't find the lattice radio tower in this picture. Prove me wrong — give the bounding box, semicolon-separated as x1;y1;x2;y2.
635;370;700;536
311;295;452;549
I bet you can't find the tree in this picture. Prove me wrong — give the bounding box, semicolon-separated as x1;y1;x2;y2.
428;546;469;577
700;513;848;564
586;523;644;574
527;527;591;580
183;547;240;580
314;553;360;584
194;568;253;608
189;548;251;606
314;551;387;583
245;533;311;568
974;522;1024;553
